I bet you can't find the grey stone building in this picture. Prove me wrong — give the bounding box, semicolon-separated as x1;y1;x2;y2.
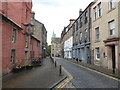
61;19;75;59
72;3;93;63
31;12;47;58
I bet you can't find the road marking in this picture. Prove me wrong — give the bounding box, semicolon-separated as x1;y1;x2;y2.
55;67;73;89
65;60;120;82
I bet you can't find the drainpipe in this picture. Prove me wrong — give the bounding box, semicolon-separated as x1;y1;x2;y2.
6;0;8;17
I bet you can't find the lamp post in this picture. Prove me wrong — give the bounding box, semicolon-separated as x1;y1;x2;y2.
43;47;46;58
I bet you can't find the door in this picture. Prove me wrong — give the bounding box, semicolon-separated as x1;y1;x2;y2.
111;45;116;73
87;47;90;63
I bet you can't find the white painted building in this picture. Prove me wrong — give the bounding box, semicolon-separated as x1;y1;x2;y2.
64;36;73;59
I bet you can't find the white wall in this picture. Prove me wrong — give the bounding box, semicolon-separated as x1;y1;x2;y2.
64;36;73;58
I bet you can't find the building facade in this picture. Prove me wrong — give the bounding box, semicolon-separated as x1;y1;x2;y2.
72;3;93;63
63;19;75;59
51;32;61;57
64;37;73;59
61;28;67;58
31;12;47;58
91;0;120;71
1;1;40;75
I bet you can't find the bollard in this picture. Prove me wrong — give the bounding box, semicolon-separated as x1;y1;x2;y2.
55;61;57;67
59;65;62;76
112;68;115;74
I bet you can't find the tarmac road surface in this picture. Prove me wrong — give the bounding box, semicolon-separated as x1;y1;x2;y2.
54;57;120;88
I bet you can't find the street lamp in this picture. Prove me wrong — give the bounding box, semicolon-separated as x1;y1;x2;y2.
23;23;34;36
43;47;46;50
43;47;46;58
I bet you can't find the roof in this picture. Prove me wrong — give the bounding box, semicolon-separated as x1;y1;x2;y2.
32;18;47;33
31;35;41;42
0;13;23;30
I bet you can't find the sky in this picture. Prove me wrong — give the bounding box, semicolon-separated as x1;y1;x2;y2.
32;0;93;45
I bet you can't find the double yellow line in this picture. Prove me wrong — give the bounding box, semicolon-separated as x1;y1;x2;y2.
55;58;120;89
67;60;120;82
56;67;73;89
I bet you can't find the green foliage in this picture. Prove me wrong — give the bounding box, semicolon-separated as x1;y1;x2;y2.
47;45;51;56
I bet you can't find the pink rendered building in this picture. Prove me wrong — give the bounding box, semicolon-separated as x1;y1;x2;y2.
1;0;40;75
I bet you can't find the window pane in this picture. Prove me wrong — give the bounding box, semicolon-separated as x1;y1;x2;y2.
96;48;100;60
109;0;114;10
80;32;82;40
12;29;16;43
10;49;15;64
109;20;115;35
95;27;99;40
98;3;102;17
94;7;97;20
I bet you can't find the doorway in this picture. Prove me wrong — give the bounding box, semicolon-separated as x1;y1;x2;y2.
111;45;116;73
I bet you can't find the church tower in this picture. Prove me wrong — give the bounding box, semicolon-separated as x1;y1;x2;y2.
52;31;56;38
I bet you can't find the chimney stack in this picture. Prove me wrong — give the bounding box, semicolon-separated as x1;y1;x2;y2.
79;8;82;16
32;12;35;19
69;19;75;25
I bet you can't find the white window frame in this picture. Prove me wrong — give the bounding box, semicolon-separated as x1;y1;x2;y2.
96;47;100;60
12;28;16;43
80;32;82;41
109;0;114;10
109;20;115;36
98;3;102;17
95;27;100;41
94;7;97;20
85;28;88;39
10;49;16;64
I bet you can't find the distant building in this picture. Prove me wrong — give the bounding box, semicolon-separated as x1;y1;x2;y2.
61;19;75;59
51;32;61;57
61;27;66;58
31;12;47;58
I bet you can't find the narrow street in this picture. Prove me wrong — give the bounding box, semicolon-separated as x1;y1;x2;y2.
54;57;119;88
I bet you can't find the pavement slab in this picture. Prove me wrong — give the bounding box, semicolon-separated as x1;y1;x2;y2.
2;57;64;88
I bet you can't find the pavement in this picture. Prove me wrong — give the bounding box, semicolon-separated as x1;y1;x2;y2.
54;57;120;88
64;58;119;79
2;57;65;89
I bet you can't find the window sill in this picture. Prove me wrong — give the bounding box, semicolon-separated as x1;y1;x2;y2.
96;59;100;61
93;16;102;22
107;35;118;39
12;42;16;44
107;7;116;14
95;40;100;43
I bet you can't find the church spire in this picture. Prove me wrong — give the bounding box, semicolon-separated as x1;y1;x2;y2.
52;31;56;38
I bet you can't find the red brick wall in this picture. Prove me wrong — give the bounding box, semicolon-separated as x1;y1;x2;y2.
33;39;40;59
2;21;14;74
2;2;32;27
29;37;40;60
2;20;40;75
2;21;26;74
1;1;37;75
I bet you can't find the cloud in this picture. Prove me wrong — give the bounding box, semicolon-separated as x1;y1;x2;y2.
33;0;61;7
32;0;93;45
